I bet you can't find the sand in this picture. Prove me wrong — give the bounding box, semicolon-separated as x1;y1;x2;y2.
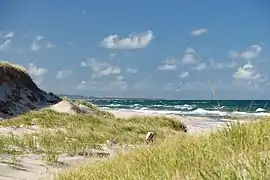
0;108;255;180
107;109;250;135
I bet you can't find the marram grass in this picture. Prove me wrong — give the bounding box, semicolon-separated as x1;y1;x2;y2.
57;117;270;180
0;61;29;75
0;105;186;165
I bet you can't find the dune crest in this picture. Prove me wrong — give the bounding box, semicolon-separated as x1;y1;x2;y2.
0;62;60;119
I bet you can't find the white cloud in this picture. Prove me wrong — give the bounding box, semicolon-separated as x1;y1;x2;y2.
35;36;44;41
101;66;121;76
180;72;189;78
56;70;72;79
3;31;14;39
182;47;197;65
230;45;262;60
101;30;154;49
47;42;56;48
76;80;87;90
157;57;179;71
27;63;48;85
0;39;12;50
81;58;121;78
185;47;196;54
241;45;262;59
30;36;45;51
192;62;206;71
27;63;48;76
126;68;137;73
191;28;208;36
31;41;40;51
233;63;261;80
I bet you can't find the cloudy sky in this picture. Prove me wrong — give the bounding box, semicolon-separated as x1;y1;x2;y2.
1;0;270;99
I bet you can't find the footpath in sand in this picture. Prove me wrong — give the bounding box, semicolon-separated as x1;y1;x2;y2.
0;104;256;180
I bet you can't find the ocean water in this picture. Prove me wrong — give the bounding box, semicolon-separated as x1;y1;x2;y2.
88;99;270;117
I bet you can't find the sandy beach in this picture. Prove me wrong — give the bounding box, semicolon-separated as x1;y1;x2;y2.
106;109;252;135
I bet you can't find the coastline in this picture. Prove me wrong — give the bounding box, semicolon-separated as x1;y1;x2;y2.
106;109;254;135
0;105;259;180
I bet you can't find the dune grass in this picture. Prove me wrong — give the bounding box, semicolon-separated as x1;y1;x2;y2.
57;117;270;180
0;61;29;76
70;99;114;118
0;105;186;165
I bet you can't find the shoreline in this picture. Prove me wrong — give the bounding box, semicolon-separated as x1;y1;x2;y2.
0;106;261;180
106;109;256;135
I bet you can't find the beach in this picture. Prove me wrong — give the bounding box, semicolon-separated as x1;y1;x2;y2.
106;109;252;135
0;105;260;180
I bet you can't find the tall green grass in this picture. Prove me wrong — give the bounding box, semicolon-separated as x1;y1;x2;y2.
58;117;270;180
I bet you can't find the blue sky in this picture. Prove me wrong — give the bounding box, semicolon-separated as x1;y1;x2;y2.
1;0;270;99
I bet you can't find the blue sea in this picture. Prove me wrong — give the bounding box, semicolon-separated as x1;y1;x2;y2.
87;99;270;117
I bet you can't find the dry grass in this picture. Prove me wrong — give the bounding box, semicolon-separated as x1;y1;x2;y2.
0;61;29;76
57;117;270;180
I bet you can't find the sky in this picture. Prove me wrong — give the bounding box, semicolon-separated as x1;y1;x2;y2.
1;0;270;99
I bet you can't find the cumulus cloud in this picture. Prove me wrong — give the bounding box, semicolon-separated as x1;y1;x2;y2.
101;30;154;49
81;58;121;79
229;45;262;60
192;62;206;71
56;70;72;79
191;28;208;36
157;57;179;71
233;63;261;80
180;72;189;78
181;47;197;65
27;63;48;85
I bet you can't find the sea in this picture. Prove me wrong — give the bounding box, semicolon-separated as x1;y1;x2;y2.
86;99;270;118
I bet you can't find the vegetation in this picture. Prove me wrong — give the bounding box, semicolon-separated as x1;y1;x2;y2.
71;99;114;118
57;117;270;180
1;97;268;179
0;100;186;165
0;61;29;75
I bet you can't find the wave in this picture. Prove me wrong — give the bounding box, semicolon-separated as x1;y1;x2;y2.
100;107;270;117
90;99;270;117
